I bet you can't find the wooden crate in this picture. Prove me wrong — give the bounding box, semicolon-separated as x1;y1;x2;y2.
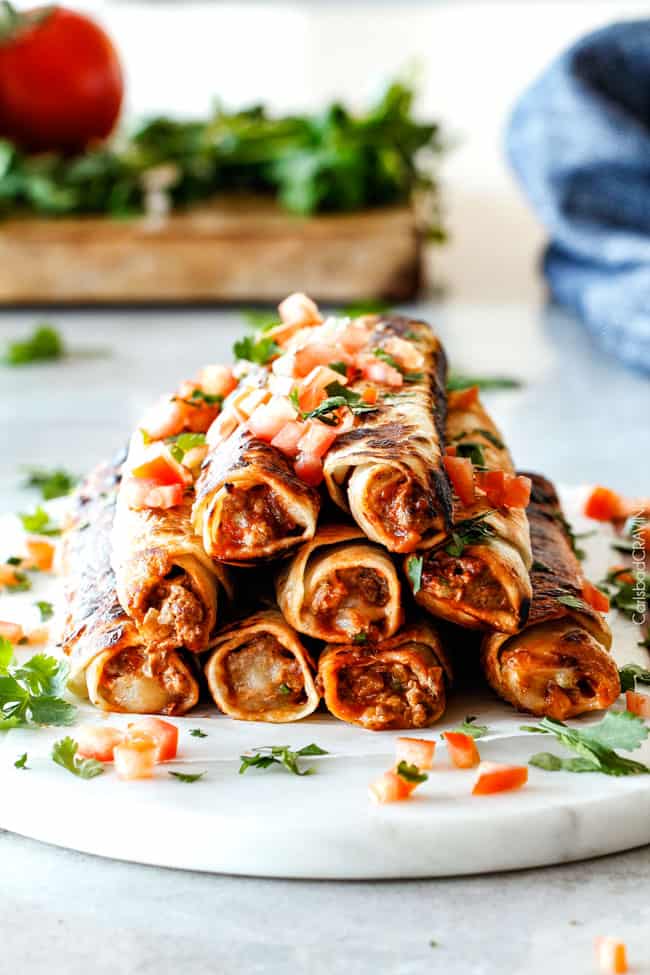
0;196;422;305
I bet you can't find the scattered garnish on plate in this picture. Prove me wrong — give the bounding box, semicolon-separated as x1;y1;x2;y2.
598;568;650;619
523;712;650;776
168;770;206;783
189;728;207;738
0;642;76;729
595;936;628;974
14;752;29;770
239;743;328;777
52;737;105;779
618;665;650;693
4;324;64;366
22;466;77;500
405;554;423;594
395;761;428;785
34;600;54;622
18;505;61;536
452;716;490;739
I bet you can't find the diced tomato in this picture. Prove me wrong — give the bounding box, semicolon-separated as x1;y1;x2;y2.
196;364;237;398
477;470;531;509
582;580;610;613
297;419;338;459
140;396;186;441
443;455;476;506
445;445;458;456
340;321;372;353
279;292;322;328
271;351;297;376
271;420;305;458
449;386;480;411
472;762;528;795
625;690;650;719
362;385;378;405
181;445;209;471
123;478;184;511
0;621;24;643
234;388;271;420
395;737;436;771
298;365;347;412
294;453;324;487
131;445;192;487
595;937;628;974
362;359;403;388
77;724;124;763
444;732;480;769
368;769;416;803
24;537;55;571
0;564;22;588
114;734;157;781
27;626;49;645
383;336;424;371
268;373;295;397
584;486;625;521
248;397;298;443
128;717;178;762
294;345;350;380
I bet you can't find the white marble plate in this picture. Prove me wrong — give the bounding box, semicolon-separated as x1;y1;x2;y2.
0;487;648;878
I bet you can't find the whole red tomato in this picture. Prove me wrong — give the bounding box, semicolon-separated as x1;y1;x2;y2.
0;5;123;153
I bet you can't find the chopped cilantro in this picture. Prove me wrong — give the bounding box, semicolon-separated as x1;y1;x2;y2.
396;761;428;784
444;512;495;557
599;568;650;620
52;737;104;779
14;752;29;770
447;372;521;392
619;664;650;693
557;594;590;612
452;716;489;739
239;743;328;776
406;554;424;595
328;361;348;376
35;600;54;622
278;682;292;695
233;333;279;365
18;505;61;536
169;770;206;783
353;632;368;645
455;442;486;467
166;431;206;463
522;712;650;776
5;325;64;366
0;646;76;729
189;728;208;738
23;466;77;500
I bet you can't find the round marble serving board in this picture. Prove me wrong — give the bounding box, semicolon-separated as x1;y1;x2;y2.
0;486;648;879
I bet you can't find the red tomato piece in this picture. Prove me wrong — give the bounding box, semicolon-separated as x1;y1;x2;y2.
278;292;322;328
24;536;55;571
595;937;628;974
472;762;528;795
131;445;192;486
362;385;378;405
298;365;347;412
625;690;650;719
0;564;23;589
502;473;532;508
382;336;424;371
271;420;305;458
0;621;24;643
195;364;237;398
582;580;610;613
140;397;187;441
449;386;480;410
128;718;178;762
0;6;123;153
395;737;436;770
362;359;404;388
294;453;324;487
341;321;372;353
444;732;480;769
76;725;124;763
368;769;416;803
297;419;338;459
584;486;626;522
443;455;476;506
248;397;298;443
123;478;184;511
294;346;350;380
114;734;157;781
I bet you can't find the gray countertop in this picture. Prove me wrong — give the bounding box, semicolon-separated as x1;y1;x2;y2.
1;292;649;974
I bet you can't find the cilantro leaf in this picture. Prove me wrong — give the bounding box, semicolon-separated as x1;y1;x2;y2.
5;325;64;366
0;652;76;728
23;466;77;500
529;752;599;773
328;361;348;376
52;738;104;779
14;752;29;770
168;770;206;783
557;595;590;612
278;682;292;695
189;728;207;738
341;299;391;317
0;636;14;669
4;568;31;592
447;372;521;392
599;568;650;619
373;348;423;384
522;713;650;776
396;761;428;784
455;442;486;467
34;600;54;622
406;554;424;595
239;743;328;776
166;431;206;463
619;664;650;693
353;632;368;645
233;333;279;365
18;505;61;536
452;716;489;739
242;309;279;332
444;512;495;557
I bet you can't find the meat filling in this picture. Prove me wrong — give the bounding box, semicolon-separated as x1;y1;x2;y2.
220;484;300;551
422;551;509;613
101;648;192;713
337;657;439;729
224;634;306;712
144;572;207;649
374;476;433;545
311;567;390;638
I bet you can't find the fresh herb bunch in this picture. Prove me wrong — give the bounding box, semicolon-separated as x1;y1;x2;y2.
599;567;650;619
0;640;77;729
0;81;443;229
524;712;650;777
23;465;77;499
239;743;328;776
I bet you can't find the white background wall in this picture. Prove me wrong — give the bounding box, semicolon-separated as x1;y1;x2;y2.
46;1;650;296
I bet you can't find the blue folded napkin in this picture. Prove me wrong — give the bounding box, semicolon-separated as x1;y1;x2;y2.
507;20;650;374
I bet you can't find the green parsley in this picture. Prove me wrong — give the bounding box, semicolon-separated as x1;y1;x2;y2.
242;309;279;332
406;554;424;594
396;761;428;784
452;716;489;739
557;594;590;613
5;324;64;366
328;361;348;376
444;512;495;557
186;388;223;406
341;299;392;317
22;466;77;500
598;568;650;620
166;431;206;463
619;664;650;693
18;505;61;536
373;347;422;383
239;743;328;776
34;600;54;622
14;752;29;770
278;682;292;695
168;770;206;783
299;381;377;425
531;560;552;573
353;632;368;645
233;333;279;365
5;568;31;592
522;712;650;777
447;372;521;392
0;643;77;729
52;737;104;779
455;442;486;467
189;728;208;738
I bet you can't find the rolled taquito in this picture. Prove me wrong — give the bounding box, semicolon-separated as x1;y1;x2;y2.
192;426;320;564
204;608;320;722
317;620;452;731
407;388;533;633
322;315;452;553
275;524;403;643
61;464;199;715
112;432;230;652
481;473;619;719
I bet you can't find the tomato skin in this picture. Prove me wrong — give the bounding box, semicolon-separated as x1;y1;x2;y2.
444;731;480;769
472;762;528;795
0;7;123;153
24;536;55;571
294;453;324;487
395;737;435;770
271;420;304;458
128;718;178;762
76;724;123;763
368;769;416;803
477;470;531;509
584;486;625;521
582;580;610;614
443;455;475;507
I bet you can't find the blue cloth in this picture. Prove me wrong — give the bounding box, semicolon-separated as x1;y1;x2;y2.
506;20;650;374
